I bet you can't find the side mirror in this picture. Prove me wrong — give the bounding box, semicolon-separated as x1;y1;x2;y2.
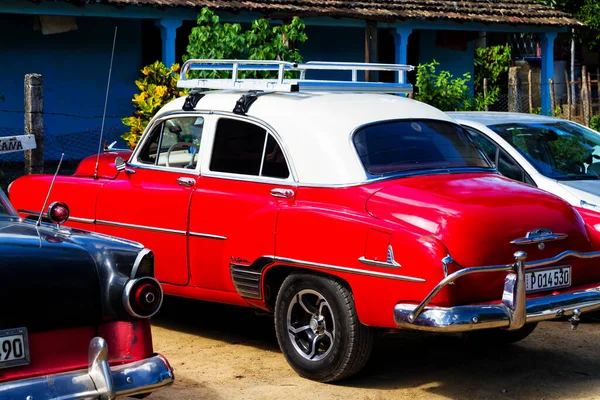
115;156;126;172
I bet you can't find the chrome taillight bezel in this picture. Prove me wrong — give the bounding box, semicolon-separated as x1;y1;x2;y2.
122;276;163;319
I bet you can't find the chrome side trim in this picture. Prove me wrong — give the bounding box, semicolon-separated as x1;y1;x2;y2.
96;220;187;235
525;249;600;268
69;216;96;224
23;212;227;240
273;256;425;282
357;256;401;269
0;339;173;399
188;231;227;240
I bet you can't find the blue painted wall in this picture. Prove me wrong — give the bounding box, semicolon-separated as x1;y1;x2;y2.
299;25;366;81
418;30;475;93
0;14;142;159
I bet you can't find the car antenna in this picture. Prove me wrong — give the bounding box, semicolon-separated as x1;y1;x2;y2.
36;153;64;227
94;26;118;180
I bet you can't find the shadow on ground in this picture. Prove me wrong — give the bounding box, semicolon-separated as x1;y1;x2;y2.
153;296;600;399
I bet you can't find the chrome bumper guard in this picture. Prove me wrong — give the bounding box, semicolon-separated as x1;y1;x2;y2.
394;250;600;332
0;337;174;400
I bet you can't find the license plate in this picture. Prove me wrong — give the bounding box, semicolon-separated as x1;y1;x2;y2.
525;266;571;293
0;328;29;369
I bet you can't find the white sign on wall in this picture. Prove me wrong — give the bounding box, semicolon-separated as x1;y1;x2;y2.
0;135;37;154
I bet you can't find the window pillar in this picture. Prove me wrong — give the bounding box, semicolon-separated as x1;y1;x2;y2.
155;18;183;67
540;32;557;115
393;27;413;84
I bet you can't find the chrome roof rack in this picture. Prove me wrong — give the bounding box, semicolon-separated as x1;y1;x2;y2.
178;59;413;94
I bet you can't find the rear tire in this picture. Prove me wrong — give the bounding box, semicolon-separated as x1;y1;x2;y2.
462;322;538;346
274;272;374;382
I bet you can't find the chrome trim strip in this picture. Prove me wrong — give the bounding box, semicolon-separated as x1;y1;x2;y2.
189;231;227;240
23;211;227;240
69;216;96;224
19;209;96;225
273;256;425;282
524;250;600;268
96;220;187;235
357;256;401;269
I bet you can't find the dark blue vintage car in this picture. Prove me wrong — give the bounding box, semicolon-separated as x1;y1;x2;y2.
0;180;173;398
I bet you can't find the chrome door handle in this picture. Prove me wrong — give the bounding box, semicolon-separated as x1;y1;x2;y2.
176;177;196;187
270;188;295;198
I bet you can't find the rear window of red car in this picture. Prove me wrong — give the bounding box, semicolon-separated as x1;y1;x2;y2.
353;119;491;176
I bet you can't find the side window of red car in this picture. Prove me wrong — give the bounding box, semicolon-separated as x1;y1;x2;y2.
137;117;205;169
210;118;290;179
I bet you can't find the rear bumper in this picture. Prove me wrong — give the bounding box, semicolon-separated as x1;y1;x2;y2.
0;337;174;400
395;250;600;332
395;285;600;332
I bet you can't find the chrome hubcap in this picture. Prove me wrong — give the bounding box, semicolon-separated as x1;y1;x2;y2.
287;289;335;361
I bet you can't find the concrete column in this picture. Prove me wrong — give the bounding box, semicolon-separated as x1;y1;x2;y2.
540;32;557;115
155;18;183;67
393;27;413;84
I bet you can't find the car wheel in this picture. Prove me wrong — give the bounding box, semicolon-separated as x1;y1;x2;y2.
274;272;373;382
462;322;538;346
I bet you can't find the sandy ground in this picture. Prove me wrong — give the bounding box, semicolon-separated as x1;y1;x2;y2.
147;296;600;400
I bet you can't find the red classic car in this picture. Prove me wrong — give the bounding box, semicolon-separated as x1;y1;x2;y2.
10;60;600;382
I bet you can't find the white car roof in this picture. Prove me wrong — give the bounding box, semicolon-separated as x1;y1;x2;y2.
157;91;455;185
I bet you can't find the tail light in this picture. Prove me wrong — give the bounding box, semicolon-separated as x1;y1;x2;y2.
122;277;163;318
47;201;69;225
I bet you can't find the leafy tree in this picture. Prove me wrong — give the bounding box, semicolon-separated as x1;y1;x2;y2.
414;61;496;111
474;45;511;93
538;0;600;49
121;62;185;148
185;8;308;79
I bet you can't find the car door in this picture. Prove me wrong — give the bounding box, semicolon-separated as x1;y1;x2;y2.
96;114;207;286
188;115;295;294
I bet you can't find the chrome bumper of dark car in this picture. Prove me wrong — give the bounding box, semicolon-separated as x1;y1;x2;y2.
395;250;600;332
0;337;174;400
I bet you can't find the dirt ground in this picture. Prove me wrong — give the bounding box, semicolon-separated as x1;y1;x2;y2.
147;296;600;400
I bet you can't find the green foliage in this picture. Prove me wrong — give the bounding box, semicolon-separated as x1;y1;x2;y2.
591;115;600;132
121;62;186;148
185;8;308;79
413;61;496;111
474;45;511;94
538;0;600;50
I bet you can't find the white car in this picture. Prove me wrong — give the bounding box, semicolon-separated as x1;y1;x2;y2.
449;112;600;212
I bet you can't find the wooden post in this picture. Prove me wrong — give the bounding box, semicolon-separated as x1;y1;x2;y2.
550;78;556;116
582;66;590;126
597;68;600;114
508;66;520;113
24;73;44;175
565;69;571;120
528;70;533;113
364;20;378;82
483;78;488;111
588;72;593;118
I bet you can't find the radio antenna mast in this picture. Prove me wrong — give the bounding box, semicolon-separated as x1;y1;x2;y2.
94;26;118;180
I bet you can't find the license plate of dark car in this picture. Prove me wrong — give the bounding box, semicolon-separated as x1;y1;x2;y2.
0;328;29;369
525;266;571;293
